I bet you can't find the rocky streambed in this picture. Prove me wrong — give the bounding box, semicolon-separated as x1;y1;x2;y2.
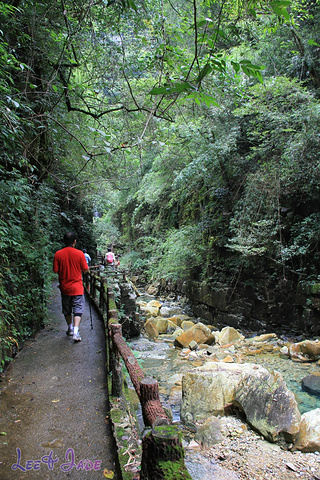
126;292;320;480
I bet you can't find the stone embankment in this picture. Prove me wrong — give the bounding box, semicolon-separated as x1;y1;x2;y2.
143;278;320;336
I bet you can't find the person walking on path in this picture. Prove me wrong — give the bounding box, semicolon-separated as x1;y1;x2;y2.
105;247;116;271
83;249;91;266
53;231;89;342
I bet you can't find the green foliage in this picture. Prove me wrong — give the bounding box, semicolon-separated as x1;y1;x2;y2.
149;226;205;281
2;0;320;369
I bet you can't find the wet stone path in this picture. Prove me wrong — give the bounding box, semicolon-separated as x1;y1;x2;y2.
0;286;117;480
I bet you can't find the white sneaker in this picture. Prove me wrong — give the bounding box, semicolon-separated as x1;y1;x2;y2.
73;332;82;342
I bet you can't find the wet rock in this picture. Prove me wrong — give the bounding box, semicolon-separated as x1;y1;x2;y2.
289;340;320;361
217;326;245;346
167;320;177;333
189;340;198;351
144;318;159;339
160;305;183;317
174;323;212;349
301;373;320;395
235;367;301;443
279;345;289;357
156;317;168;334
181;363;254;421
167;316;182;327
293;408;320;452
172;327;184;339
181;320;195;331
146;284;160;296
249;333;278;343
222;355;234;363
195;417;224;447
140;300;162;318
181;362;301;444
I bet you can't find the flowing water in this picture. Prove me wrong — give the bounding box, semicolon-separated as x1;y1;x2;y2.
127;294;320;479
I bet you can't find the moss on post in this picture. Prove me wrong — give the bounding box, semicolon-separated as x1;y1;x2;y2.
140;425;192;480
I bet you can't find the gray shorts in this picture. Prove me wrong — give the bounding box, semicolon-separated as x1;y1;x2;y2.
61;295;85;316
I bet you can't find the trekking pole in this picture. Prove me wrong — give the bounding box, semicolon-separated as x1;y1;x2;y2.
86;271;93;329
89;297;93;329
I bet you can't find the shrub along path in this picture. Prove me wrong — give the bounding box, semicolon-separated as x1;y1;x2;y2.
0;286;118;479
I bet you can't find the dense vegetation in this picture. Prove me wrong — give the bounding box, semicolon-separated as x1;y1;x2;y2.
1;0;320;369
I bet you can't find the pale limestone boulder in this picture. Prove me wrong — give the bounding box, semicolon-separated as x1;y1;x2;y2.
167;320;177;333
156;317;168;334
136;300;147;307
293;408;320;452
249;333;278;343
146;285;159;296
147;300;162;308
299;340;320;358
144;318;159;339
203;333;216;345
181;362;301;443
160;305;183;317
217;326;245;346
172;327;184;339
174;323;211;349
181;320;195;331
167;316;182;327
140;303;160;317
189;340;198;351
181;363;253;422
289;339;320;361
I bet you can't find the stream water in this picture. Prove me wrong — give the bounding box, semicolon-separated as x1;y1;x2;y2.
131;294;320;415
124;292;320;480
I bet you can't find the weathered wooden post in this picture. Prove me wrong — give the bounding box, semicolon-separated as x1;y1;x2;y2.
109;323;123;397
99;277;104;310
140;378;171;427
140;425;192;480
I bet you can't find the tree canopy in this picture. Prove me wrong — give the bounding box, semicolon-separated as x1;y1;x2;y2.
1;0;320;367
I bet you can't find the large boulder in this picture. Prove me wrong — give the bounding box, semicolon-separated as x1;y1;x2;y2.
174;323;211;349
234;368;301;443
293;408;320;452
181;362;301;443
155;317;168;334
216;326;245;346
140;300;162;318
144;318;159;339
289;340;320;361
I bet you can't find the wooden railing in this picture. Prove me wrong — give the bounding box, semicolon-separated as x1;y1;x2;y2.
84;268;191;480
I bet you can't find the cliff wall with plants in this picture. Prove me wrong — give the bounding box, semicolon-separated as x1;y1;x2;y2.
2;0;320;372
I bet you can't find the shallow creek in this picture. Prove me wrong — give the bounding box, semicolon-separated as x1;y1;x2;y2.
126;295;320;479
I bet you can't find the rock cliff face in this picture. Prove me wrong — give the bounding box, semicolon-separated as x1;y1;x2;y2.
154;278;320;335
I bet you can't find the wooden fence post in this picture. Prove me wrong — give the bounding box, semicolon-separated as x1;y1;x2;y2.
140;378;171;427
140;425;192;480
110;324;123;397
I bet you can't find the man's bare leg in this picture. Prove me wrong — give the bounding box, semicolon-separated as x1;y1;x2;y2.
73;315;82;341
65;314;73;335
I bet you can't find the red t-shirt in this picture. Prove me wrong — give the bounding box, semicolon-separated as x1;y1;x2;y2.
53;246;89;295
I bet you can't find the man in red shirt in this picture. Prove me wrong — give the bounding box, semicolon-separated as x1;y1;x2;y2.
53;231;89;342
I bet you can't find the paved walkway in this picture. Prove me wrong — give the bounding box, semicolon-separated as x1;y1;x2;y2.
0;286;118;480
